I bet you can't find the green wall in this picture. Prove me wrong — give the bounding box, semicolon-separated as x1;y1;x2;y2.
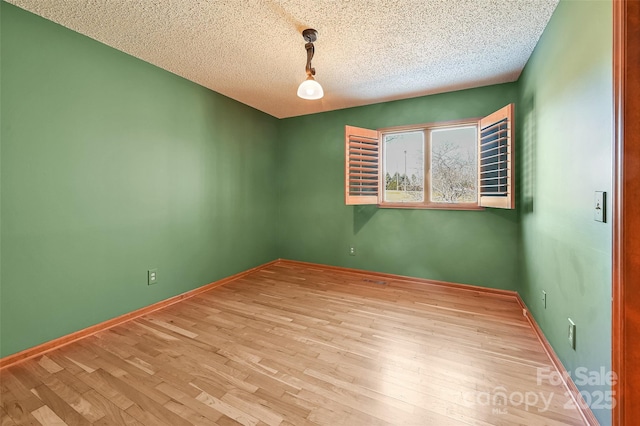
518;1;612;424
0;3;279;357
277;84;520;290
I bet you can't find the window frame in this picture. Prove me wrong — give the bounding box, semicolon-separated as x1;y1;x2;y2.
378;118;482;210
344;104;515;210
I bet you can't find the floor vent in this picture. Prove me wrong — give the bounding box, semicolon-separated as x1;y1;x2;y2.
363;279;387;285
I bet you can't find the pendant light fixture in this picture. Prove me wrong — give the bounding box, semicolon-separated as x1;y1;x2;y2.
297;28;324;100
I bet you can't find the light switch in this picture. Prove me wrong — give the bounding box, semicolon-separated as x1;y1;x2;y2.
594;191;606;223
568;318;576;350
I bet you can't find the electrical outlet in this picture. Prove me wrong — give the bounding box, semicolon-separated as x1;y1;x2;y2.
148;269;158;285
349;246;356;256
595;191;606;222
568;318;576;350
542;290;547;309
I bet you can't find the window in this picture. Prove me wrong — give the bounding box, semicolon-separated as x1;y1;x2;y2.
345;104;515;210
383;131;425;203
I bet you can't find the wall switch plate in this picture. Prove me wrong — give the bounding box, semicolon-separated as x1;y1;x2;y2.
595;191;606;222
148;269;158;285
542;290;547;309
349;246;356;256
568;318;576;350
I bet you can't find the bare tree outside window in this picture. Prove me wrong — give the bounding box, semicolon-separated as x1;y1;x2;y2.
430;126;477;203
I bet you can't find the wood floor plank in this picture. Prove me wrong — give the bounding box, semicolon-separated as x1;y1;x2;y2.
0;406;18;426
37;356;64;375
192;385;260;426
38;375;105;423
75;371;135;411
154;381;225;422
0;263;589;425
219;390;283;426
31;383;92;426
0;371;44;413
81;390;144;426
30;404;68;426
163;399;218;426
92;369;191;426
1;389;42;426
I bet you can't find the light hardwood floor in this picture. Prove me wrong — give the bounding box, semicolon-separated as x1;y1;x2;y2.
1;262;588;425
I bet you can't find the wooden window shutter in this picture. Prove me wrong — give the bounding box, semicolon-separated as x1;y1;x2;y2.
345;125;381;205
478;104;515;209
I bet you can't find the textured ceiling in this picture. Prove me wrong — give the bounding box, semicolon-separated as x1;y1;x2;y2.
7;0;559;118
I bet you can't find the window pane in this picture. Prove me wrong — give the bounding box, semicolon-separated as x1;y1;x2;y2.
430;126;477;203
383;131;424;203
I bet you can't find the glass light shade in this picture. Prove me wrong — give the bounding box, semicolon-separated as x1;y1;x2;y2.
297;77;324;100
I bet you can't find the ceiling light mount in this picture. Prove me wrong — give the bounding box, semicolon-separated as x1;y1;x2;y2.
297;28;324;100
302;28;318;43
